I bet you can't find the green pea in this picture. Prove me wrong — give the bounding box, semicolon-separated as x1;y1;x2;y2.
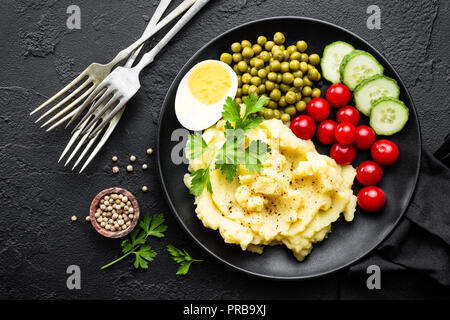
264;108;274;119
254;58;265;69
290;51;302;61
296;100;307;112
280;61;290;73
307;64;314;71
237;75;242;87
281;113;291;122
293;77;304;88
270;60;281;72
233;64;241;75
237;61;248;73
280;45;285;51
273;109;281;119
241;40;252;48
251;76;262;86
241;73;251;84
231;42;241;53
235;97;242;105
309;53;320;65
278;96;287;107
265;41;275;51
233;53;243;63
270;89;281;101
268;100;278;109
258;69;268;79
302;97;311;103
302;86;312;96
296;40;308;52
250;67;258;76
259;51;271;62
303;76;313;86
248;85;259;95
257;36;267;46
289;60;300;71
265;80;275;91
287;45;297;55
283;50;290;61
300;53;309;62
273;32;285;44
242;47;254;58
295;92;302;101
311;88;321;98
220;53;232;65
285;91;297;104
242;84;249;95
276;73;283;83
300;61;308;73
272;48;283;61
285;106;297;116
282;72;294;85
252;44;262;55
236;88;243;97
279;83;290;93
268;72;277;81
308;68;320;81
258;84;266;94
293;70;303;78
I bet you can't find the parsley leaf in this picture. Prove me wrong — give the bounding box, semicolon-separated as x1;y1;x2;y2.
101;213;167;270
189;166;212;196
189;132;208;159
221;97;242;123
167;245;203;275
243;93;269;118
245;140;271;172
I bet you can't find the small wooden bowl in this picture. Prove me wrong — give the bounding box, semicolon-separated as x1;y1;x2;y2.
90;187;140;238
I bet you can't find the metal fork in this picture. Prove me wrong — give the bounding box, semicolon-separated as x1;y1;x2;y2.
30;0;196;129
58;0;173;172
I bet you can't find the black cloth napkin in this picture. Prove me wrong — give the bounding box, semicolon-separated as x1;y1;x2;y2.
348;135;450;287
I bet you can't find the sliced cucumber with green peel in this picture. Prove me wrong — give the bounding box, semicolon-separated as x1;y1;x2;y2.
321;41;355;83
370;97;409;135
340;50;384;90
354;75;400;116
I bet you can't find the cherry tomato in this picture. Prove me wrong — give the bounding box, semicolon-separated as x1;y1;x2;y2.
371;139;399;166
306;97;330;122
336;106;360;126
325;83;351;108
357;186;386;212
330;143;356;165
356;161;383;186
317;120;337;145
335;122;357;145
355;125;376;150
290;115;316;140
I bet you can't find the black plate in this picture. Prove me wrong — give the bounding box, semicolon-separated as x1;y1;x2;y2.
157;17;421;279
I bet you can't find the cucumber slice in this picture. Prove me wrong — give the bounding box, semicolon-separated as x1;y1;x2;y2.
370;97;409;135
354;75;400;116
321;41;355;83
340;50;384;90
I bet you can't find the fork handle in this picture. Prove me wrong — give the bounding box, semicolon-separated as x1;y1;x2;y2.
110;0;196;67
134;0;210;72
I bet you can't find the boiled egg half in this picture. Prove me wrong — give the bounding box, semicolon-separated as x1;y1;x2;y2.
175;60;238;131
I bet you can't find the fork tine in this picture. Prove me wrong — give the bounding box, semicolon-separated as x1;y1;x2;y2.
30;71;87;116
58;115;91;162
79;111;123;173
64;123;96;167
35;78;92;123
72;130;101;170
66;82;108;129
79;94;121;136
87;100;126;139
40;85;96;129
46;107;80;132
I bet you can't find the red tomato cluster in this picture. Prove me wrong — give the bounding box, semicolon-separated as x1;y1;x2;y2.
289;83;401;213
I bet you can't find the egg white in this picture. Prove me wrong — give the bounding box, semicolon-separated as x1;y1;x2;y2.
175;60;238;131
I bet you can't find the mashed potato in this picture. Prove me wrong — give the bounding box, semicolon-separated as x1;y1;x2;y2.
184;119;357;261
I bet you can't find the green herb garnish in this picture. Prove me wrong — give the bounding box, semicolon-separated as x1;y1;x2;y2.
167;245;203;275
188;93;271;196
100;213;168;270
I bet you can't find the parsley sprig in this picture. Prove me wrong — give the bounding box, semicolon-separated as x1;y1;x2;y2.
167;245;203;275
188;93;270;196
100;213;168;270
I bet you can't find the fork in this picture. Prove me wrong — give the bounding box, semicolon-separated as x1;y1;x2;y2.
70;0;210;139
58;0;173;172
30;0;197;129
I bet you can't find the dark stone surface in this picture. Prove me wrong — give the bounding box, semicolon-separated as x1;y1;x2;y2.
0;0;449;299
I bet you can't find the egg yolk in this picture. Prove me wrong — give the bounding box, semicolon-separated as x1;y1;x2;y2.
188;62;232;105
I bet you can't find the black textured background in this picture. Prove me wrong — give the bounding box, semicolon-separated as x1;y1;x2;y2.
0;0;449;299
